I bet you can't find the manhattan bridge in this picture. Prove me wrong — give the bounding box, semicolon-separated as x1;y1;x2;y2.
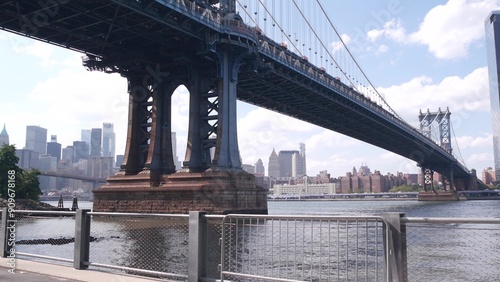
0;0;477;213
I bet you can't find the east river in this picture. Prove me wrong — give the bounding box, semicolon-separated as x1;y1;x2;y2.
46;198;500;217
24;200;499;281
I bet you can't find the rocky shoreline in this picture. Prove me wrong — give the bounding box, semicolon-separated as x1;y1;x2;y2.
0;198;63;211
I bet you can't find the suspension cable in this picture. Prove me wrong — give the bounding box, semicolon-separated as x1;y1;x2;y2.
451;121;467;168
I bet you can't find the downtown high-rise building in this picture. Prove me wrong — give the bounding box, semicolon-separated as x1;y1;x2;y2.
102;123;116;161
46;135;61;161
255;159;265;175
25;125;47;155
279;150;298;178
0;124;9;146
268;148;280;178
81;129;91;144
73;141;89;163
268;144;307;179
486;11;500;179
90;128;102;157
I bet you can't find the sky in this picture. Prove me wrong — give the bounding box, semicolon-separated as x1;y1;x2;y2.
0;0;498;178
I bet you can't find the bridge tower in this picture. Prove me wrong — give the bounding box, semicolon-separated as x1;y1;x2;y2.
417;108;453;192
418;108;452;154
90;0;267;214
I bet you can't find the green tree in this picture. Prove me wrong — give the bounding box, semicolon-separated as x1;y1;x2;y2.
18;169;42;201
0;144;22;198
389;184;422;192
0;144;42;201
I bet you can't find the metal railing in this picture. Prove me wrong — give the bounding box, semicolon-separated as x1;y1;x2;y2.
220;214;392;282
402;217;500;282
1;209;499;282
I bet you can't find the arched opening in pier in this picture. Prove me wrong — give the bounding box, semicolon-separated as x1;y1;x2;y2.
171;84;190;171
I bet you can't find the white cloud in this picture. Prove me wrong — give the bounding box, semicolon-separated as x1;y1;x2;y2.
367;19;406;43
456;134;492;149
377;44;389;54
238;107;316;166
25;69;128;154
13;41;54;63
378;67;490;122
466;152;492;164
330;34;352;53
409;0;500;59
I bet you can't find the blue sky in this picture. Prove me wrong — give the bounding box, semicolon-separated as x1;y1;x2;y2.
0;0;497;178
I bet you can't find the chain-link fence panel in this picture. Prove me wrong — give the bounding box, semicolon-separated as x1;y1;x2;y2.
14;211;76;264
221;215;388;282
205;215;224;280
88;213;189;280
404;219;500;282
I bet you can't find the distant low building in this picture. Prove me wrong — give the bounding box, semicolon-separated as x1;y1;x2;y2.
483;167;496;184
340;169;411;193
273;180;337;195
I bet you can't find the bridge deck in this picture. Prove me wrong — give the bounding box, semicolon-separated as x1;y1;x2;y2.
0;0;470;179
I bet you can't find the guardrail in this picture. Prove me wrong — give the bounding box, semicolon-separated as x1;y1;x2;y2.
1;209;499;281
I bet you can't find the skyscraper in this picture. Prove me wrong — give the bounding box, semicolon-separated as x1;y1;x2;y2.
268;148;280;178
25;125;47;155
279;150;298;177
73;141;90;163
81;129;91;144
0;124;9;146
62;146;74;165
486;11;500;179
102;123;116;161
255;159;265;175
172;132;180;169
90;128;102;157
46;135;61;161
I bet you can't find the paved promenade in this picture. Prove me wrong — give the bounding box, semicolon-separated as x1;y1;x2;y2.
0;257;169;282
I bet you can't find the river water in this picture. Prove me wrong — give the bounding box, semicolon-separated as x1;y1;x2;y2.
46;199;500;217
26;200;499;281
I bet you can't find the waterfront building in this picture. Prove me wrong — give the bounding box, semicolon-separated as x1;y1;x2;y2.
482;167;496;184
15;148;39;169
340;169;409;193
268;148;280;178
25;125;47;155
102;123;115;162
46;135;62;161
73;141;89;163
486;11;500;179
0;124;9;145
273;181;337;195
90;128;102;157
254;159;265;176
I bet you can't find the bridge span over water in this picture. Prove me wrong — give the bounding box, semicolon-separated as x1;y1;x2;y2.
0;0;476;212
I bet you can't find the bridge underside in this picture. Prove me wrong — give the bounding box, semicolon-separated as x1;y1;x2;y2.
0;1;474;212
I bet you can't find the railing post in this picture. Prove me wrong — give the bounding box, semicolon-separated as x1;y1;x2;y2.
382;213;407;282
74;209;91;269
0;208;8;257
188;211;207;282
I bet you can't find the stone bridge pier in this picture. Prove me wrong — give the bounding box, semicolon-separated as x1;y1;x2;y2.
92;48;268;214
418;166;478;201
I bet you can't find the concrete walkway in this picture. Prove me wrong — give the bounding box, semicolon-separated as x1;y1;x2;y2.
0;257;169;282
